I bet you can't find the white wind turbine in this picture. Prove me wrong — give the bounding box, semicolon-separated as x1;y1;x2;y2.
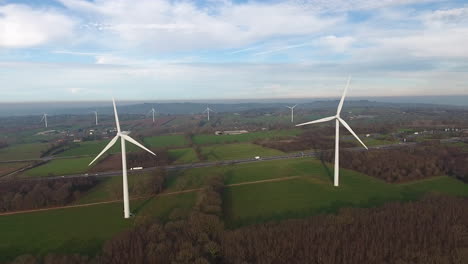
93;111;98;125
148;107;156;123
296;76;368;187
40;113;48;128
286;104;297;123
89;98;156;219
204;107;214;121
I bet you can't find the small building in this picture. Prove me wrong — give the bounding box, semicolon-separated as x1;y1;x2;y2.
215;130;249;135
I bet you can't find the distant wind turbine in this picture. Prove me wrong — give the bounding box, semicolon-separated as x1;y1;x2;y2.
296;76;368;187
148;107;156;123
286;104;297;123
89;98;156;219
204;107;214;121
40;113;48;128
93;111;98;125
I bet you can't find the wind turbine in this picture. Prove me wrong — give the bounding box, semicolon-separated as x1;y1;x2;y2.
148;107;156;123
89;98;156;219
286;104;297;123
296;76;368;187
204;107;214;121
93;111;98;125
40;113;48;128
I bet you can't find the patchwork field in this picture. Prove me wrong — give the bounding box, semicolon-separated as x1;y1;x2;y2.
0;162;32;177
201;143;283;161
57;139;142;157
143;134;189;148
0;143;50;160
192;129;301;145
168;148;198;164
22;157;93;177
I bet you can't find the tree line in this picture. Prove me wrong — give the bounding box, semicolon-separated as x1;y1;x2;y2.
320;141;468;183
0;177;99;212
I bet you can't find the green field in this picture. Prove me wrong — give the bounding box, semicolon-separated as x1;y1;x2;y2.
143;134;188;148
168;148;198;164
201;143;283;161
0;192;196;262
0;143;50;160
192;129;301;145
57;140;143;157
22;157;93;177
222;160;468;227
165;158;323;192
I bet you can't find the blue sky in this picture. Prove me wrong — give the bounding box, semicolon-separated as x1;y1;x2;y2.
0;0;467;102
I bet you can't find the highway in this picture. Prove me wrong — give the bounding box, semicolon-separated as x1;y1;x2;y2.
2;137;464;182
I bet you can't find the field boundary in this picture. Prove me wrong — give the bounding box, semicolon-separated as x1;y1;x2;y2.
0;176;303;216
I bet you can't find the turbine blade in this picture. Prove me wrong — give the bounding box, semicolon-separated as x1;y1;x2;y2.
112;98;121;133
296;116;335;126
337;75;351;115
89;135;119;165
121;135;156;156
338;118;368;150
293;104;298;108
40;115;45;122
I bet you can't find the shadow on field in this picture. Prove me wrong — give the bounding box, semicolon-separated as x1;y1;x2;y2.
133;196;155;215
319;158;333;183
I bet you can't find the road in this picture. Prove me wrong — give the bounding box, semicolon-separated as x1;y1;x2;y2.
1;137;463;182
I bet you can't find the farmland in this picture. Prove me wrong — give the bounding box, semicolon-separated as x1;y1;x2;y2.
0;192;196;262
22;157;93;177
192;129;301;145
201;143;283;161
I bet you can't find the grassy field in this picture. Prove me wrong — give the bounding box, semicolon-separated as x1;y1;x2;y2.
0;162;32;177
0;143;50;160
201;143;283;161
22;157;93;177
143;134;188;148
361;137;398;146
222;159;468;227
192;129;301;145
0;192;196;262
165;158;323;192
168;148;198;164
57;140;142;157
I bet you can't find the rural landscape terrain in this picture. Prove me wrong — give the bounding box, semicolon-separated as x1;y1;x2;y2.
0;99;467;263
2;0;468;263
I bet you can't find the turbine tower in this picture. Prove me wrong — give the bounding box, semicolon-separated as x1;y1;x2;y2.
204;107;214;121
286;104;297;123
296;76;368;187
89;98;156;218
93;111;98;125
40;113;48;128
148;108;156;123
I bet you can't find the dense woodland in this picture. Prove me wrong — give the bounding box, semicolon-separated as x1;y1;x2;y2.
0;178;98;212
321;141;468;183
6;195;468;264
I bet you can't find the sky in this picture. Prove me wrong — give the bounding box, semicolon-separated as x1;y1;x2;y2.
0;0;467;102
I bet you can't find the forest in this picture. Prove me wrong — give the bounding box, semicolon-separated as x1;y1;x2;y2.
0;177;98;212
320;141;468;183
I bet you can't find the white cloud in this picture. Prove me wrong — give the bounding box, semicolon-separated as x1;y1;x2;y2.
57;0;340;51
319;35;355;53
0;4;75;48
